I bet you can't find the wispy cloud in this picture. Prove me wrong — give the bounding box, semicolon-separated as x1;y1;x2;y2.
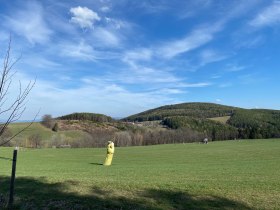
23;76;182;118
158;23;222;59
59;40;97;61
121;22;226;72
104;17;129;30
176;82;211;88
178;0;213;19
22;56;61;69
249;1;280;28
70;6;101;30
1;0;279;119
100;6;111;13
235;35;265;49
211;75;222;79
199;49;228;66
59;40;119;61
92;27;121;47
225;64;246;72
122;48;153;66
117;66;181;84
224;0;262;20
219;82;232;88
5;1;52;44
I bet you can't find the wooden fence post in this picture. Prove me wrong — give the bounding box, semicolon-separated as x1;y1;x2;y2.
8;148;18;208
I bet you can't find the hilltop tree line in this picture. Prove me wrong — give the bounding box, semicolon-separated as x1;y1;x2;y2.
123;103;237;122
57;113;113;123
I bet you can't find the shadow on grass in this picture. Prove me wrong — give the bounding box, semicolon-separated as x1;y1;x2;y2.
89;162;103;166
0;176;252;210
0;157;12;161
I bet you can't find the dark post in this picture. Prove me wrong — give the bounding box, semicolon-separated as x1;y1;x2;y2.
8;148;18;208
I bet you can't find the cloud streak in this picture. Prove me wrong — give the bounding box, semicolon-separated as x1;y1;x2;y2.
158;26;218;59
5;1;52;44
249;1;280;28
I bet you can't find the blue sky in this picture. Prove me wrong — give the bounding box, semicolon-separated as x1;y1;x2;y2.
0;0;280;119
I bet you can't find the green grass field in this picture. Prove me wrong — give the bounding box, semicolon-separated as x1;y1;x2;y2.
0;139;280;209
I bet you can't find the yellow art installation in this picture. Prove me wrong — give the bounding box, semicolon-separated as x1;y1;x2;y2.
104;141;114;166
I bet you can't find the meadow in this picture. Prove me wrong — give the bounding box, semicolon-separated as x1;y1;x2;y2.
0;139;280;209
8;122;88;147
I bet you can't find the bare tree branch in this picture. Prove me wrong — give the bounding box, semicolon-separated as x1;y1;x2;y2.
0;35;37;146
0;110;40;146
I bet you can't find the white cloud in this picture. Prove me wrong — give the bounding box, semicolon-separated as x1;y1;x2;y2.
235;35;265;49
22;56;61;69
176;82;211;88
121;25;225;71
178;0;212;19
70;6;101;29
93;27;120;47
224;0;261;20
225;64;246;72
158;23;222;58
5;1;52;44
60;41;97;61
117;66;181;84
249;1;280;27
211;75;222;79
21;76;182;118
59;39;120;61
122;48;153;66
105;17;128;30
200;49;228;66
100;6;110;12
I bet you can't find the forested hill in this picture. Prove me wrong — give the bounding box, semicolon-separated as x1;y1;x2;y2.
123;103;240;121
57;112;113;122
123;103;280;140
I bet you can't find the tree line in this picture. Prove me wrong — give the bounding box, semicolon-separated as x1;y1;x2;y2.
57;112;113;123
228;109;280;139
162;116;238;141
123;102;237;122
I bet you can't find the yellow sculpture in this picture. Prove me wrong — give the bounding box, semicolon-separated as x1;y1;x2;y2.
104;141;114;166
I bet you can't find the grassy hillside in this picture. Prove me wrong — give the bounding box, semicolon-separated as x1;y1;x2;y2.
208;116;231;124
8;122;53;140
0;139;279;209
8;122;89;147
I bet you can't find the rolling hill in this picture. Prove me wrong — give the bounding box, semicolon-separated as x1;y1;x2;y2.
123;102;280;140
122;102;238;121
6;103;280;148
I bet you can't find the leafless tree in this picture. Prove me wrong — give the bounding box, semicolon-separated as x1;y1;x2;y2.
28;133;42;148
0;37;37;146
41;114;54;129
